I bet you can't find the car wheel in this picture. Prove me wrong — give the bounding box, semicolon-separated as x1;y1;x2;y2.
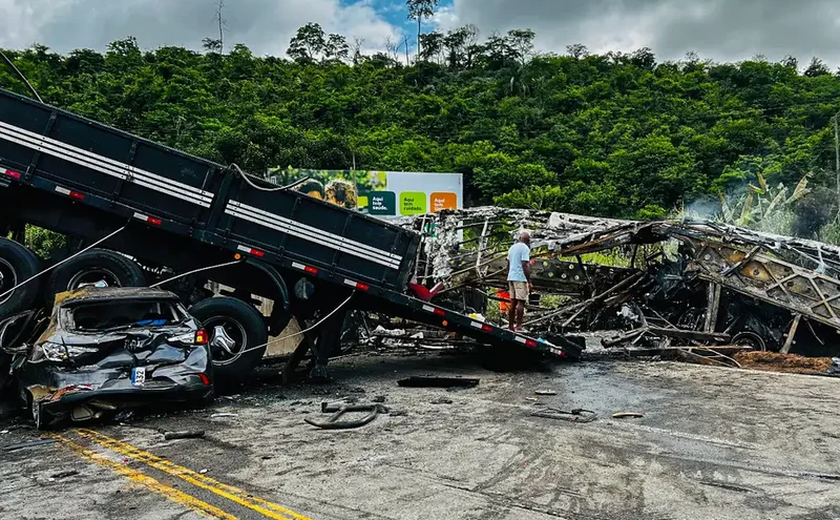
0;238;42;319
189;297;268;384
30;397;52;431
47;249;146;303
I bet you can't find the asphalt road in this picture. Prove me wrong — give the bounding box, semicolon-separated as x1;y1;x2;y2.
2;352;840;520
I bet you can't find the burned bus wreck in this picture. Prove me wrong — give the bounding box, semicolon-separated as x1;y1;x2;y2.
402;208;840;357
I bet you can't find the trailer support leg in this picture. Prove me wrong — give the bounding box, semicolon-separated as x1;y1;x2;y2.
282;327;316;384
308;307;348;381
282;306;349;384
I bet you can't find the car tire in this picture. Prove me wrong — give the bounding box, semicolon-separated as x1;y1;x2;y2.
46;249;146;302
30;395;53;431
0;238;42;319
189;297;268;384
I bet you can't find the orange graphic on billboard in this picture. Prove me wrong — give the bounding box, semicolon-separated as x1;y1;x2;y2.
430;192;457;213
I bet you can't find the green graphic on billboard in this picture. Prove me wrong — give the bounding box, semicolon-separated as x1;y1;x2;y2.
368;191;396;216
400;192;427;214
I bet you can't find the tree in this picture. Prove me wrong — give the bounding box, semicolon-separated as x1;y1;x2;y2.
566;43;589;60
630;47;656;69
202;38;223;53
507;29;536;64
407;0;440;59
443;25;479;67
419;31;443;63
804;57;830;77
384;36;400;63
780;54;799;70
107;36;140;57
287;22;327;62
324;34;350;62
481;32;514;68
351;37;365;64
213;0;228;53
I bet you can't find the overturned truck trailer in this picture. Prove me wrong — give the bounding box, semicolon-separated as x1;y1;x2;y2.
403;208;840;356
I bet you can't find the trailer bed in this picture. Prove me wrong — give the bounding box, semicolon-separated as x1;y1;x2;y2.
0;87;578;359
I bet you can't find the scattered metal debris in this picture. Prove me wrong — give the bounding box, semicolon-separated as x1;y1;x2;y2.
304;402;389;430
399;208;840;363
534;390;558;396
49;470;79;480
397;376;480;388
613;412;644;419
163;430;206;441
210;412;239;418
113;410;137;424
531;408;597;423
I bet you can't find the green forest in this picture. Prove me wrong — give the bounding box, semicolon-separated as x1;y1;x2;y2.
3;19;840;239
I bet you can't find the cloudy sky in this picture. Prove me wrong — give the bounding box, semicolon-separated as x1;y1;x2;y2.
2;0;840;66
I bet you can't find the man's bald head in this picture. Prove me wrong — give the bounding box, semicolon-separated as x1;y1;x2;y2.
519;231;531;245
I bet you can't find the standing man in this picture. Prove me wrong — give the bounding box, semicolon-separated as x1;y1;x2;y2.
506;231;532;331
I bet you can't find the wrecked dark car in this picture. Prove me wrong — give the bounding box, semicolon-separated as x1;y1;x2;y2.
0;287;214;429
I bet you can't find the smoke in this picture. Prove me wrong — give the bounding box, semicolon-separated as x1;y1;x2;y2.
680;195;721;221
679;174;834;241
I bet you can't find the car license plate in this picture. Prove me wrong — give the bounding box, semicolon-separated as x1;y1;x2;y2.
131;367;146;387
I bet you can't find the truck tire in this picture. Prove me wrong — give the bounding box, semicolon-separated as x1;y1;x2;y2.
189;297;268;383
0;239;42;319
47;249;146;300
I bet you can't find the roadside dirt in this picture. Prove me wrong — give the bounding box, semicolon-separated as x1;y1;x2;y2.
733;351;834;374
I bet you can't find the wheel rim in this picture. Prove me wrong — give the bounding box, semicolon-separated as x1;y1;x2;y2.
0;258;18;306
67;268;121;290
204;317;248;366
32;400;41;429
732;331;767;352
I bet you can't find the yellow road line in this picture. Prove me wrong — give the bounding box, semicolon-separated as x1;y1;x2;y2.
53;434;240;520
76;429;315;520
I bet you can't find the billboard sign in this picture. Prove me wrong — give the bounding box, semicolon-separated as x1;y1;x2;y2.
267;168;462;218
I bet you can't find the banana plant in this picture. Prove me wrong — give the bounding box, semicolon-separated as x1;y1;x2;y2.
719;172;810;227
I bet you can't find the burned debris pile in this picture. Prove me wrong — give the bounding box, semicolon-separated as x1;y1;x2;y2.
401;207;840;362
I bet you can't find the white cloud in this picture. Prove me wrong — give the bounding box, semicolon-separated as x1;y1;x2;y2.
442;0;840;65
0;0;402;56
5;0;840;66
432;4;460;30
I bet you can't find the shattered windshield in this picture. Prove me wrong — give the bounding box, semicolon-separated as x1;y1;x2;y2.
67;300;185;332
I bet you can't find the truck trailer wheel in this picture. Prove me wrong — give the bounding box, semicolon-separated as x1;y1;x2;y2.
47;249;146;299
189;297;268;383
0;238;42;319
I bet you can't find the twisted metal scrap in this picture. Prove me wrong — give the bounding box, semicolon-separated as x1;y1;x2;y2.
400;208;840;343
